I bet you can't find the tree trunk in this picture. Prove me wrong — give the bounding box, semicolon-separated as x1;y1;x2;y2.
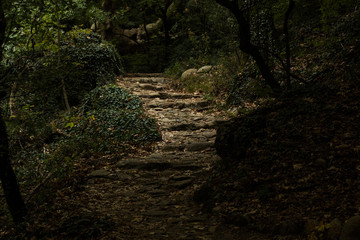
160;0;172;64
55;0;70;112
215;0;281;93
0;1;6;61
0;2;28;225
0;111;27;224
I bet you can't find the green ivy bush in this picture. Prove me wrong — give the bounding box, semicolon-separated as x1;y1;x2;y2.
6;84;161;188
1;29;159;191
49;84;161;166
75;84;161;147
2;28;123;116
28;29;123;108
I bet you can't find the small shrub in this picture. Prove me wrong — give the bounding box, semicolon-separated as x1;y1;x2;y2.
78;84;161;144
6;84;161;189
6;29;124;112
54;85;161;158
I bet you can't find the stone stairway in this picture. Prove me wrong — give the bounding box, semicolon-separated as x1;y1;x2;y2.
80;74;262;239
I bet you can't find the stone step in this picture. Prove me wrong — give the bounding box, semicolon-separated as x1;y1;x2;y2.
146;100;210;109
160;142;214;152
160;129;217;144
134;91;202;99
138;84;167;91
163;120;226;131
119;83;168;92
122;77;168;84
148;108;216;119
115;152;219;171
115;159;202;171
124;73;164;77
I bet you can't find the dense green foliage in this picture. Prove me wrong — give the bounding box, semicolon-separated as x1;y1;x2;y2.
2;29;122;116
78;84;161;145
0;0;159;198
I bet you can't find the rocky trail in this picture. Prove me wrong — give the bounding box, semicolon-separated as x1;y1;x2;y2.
65;74;264;239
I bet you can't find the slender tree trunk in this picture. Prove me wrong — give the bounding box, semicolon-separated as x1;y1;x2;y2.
0;1;5;61
9;82;16;116
160;0;172;64
143;20;151;69
55;0;70;112
215;0;281;93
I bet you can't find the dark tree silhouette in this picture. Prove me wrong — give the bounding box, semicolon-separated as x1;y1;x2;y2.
0;2;27;224
215;0;281;93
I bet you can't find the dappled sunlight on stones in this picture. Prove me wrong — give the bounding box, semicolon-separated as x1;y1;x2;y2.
79;74;248;239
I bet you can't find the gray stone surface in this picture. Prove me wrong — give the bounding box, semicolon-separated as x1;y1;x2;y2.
185;142;214;151
171;179;193;189
197;65;213;74
81;74;257;239
181;68;197;78
88;169;110;178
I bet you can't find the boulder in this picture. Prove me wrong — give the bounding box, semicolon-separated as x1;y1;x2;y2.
197;65;213;74
123;28;138;38
340;216;360;240
181;68;197;78
137;19;162;40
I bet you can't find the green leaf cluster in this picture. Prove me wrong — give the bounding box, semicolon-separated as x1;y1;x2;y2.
77;84;161;145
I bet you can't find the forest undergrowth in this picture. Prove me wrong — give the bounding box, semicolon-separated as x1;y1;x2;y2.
195;8;360;240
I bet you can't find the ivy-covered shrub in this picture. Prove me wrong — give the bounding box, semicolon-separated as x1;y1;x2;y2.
2;28;123;116
47;84;161;170
49;84;161;163
27;29;123;108
75;84;161;147
1;30;141;189
6;84;161;188
62;29;122;87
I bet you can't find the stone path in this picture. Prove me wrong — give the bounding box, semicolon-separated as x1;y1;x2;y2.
80;74;264;239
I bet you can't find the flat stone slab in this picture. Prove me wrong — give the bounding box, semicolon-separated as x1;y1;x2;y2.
143;209;171;216
158;92;201;99
170;175;193;181
146;100;210;109
185;142;214;152
139;84;166;91
148;190;169;196
123;73;164;77
166;122;216;131
88;169;111;178
134;92;162;98
116;159;173;171
122;77;167;84
171;179;193;189
161;144;185;152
